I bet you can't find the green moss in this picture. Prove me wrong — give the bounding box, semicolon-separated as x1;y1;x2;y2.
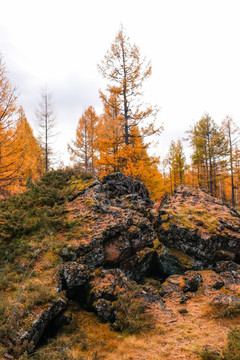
162;205;220;234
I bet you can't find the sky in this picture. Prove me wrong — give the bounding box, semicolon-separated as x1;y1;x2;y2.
1;0;240;165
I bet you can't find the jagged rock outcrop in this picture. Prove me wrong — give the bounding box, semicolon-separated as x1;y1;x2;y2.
58;173;164;327
66;172;155;274
157;185;240;264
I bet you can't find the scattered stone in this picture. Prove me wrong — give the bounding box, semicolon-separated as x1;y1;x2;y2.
182;271;203;293
211;294;240;306
179;294;191;304
178;308;188;314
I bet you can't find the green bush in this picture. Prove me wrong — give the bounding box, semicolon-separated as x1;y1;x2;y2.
0;168;93;243
200;349;221;360
200;327;240;360
223;327;240;360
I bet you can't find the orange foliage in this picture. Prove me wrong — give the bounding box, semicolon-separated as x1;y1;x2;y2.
68;106;99;174
96;87;124;175
7;107;43;194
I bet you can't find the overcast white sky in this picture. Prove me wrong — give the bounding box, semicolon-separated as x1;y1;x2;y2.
1;0;240;164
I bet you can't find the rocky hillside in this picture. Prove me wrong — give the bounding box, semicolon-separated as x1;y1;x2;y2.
0;171;239;360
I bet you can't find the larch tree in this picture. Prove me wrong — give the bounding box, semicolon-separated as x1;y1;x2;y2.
68;106;98;174
35;87;57;172
118;125;162;200
0;55;22;193
97;26;162;151
233;147;240;204
11;107;43;193
96;86;125;175
187;113;228;196
166;140;188;193
221;116;240;207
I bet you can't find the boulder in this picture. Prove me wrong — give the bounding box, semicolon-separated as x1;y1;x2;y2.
160;271;203;297
210;294;240;306
182;270;203;292
156;185;240;264
155;245;203;279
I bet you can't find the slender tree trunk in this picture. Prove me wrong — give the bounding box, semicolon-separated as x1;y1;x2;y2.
84;120;88;171
121;38;129;146
206;129;213;195
229;135;235;207
45;97;48;172
209;158;213;195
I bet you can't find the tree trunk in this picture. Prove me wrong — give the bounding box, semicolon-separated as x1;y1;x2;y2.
45;96;48;172
229;135;235;207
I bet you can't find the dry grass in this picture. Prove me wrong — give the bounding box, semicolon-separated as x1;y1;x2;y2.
13;286;239;360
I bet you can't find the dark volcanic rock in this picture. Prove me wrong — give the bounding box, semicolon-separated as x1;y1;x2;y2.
160;274;182;297
155;245;203;279
22;298;68;348
60;263;91;291
101;172;152;206
66;173;155;272
211;294;240;306
156;185;240;264
182;270;203;292
160;271;203;297
57;173;163;324
215;261;240;273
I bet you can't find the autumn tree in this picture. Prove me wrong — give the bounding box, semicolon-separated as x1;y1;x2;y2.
68;106;98;174
117;125;163;200
10;107;43;193
221;116;240;207
233;147;240;204
96;86;125;175
35;87;57;172
0;55;21;193
166;140;188;194
98;26;161;150
187;113;228;196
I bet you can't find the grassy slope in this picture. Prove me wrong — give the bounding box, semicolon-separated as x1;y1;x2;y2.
0;168;94;357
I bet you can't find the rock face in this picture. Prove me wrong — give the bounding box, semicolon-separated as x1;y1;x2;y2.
66;172;155;273
58;173;164;326
157;184;240;264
